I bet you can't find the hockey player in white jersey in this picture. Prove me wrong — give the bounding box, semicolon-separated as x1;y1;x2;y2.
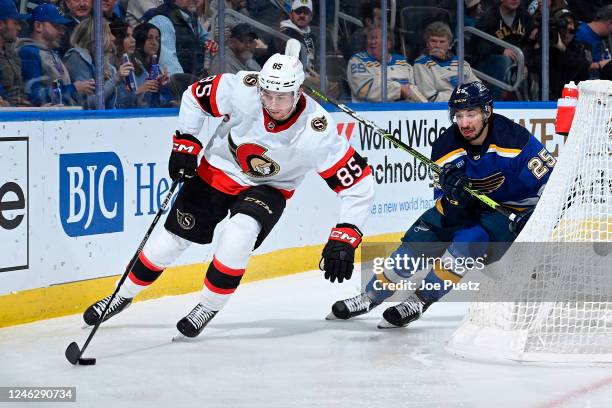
82;39;375;338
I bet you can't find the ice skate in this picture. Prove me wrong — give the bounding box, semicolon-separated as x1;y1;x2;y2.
173;303;218;340
377;293;430;329
326;292;380;320
83;295;132;326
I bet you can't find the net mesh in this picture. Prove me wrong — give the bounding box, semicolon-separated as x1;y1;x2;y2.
447;80;612;363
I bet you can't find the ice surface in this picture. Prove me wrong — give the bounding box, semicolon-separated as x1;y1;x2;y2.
1;270;611;408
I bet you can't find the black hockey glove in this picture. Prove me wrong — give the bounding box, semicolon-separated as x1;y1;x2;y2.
509;207;535;234
320;224;362;283
439;163;471;205
169;131;203;181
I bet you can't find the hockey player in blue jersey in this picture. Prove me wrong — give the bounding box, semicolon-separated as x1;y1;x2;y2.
327;81;555;328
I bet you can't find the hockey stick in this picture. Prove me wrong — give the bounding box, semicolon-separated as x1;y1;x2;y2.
303;85;518;222
65;171;183;365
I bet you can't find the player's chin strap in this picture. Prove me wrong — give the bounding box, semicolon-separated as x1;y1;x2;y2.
303;84;518;223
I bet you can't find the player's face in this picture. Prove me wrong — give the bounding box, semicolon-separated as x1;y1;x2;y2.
454;108;486;142
260;88;296;120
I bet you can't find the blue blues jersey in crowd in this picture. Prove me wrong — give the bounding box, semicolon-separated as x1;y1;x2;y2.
432;113;554;216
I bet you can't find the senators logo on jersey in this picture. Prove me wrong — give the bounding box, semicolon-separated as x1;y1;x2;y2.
229;134;280;178
311;116;328;132
243;73;258;87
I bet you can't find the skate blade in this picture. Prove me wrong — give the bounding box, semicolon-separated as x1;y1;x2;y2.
172;332;189;342
377;318;405;329
172;332;201;342
325;312;340;320
81;323;91;329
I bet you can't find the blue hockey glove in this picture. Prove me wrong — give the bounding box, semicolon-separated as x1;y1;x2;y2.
439;163;471;205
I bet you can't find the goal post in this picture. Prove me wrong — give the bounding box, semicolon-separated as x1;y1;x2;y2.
446;80;612;364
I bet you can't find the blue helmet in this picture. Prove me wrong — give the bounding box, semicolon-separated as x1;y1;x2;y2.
448;81;493;121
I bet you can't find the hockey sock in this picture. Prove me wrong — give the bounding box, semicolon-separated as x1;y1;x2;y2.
199;214;260;311
118;229;191;298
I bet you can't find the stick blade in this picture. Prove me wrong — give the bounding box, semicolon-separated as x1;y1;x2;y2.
65;342;81;365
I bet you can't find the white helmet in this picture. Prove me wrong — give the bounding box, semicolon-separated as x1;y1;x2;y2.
258;53;305;93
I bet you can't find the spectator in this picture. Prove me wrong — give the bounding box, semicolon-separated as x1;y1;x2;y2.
464;0;484;27
127;0;164;26
342;0;381;60
471;0;532;99
0;0;31;106
574;5;612;78
347;26;425;102
59;0;92;56
110;22;138;107
132;22;174;106
144;0;204;76
279;0;316;72
63;17;132;109
103;0;125;24
547;8;590;98
17;3;95;106
210;23;260;74
414;22;480;102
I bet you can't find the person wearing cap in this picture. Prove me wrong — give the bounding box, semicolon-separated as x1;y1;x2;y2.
464;0;483;27
0;0;31;106
279;0;316;72
17;3;95;106
210;23;261;75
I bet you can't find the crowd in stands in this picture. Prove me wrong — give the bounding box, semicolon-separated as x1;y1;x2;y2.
0;0;610;108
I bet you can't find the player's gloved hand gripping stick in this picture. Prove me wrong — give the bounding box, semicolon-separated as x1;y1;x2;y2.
303;85;520;224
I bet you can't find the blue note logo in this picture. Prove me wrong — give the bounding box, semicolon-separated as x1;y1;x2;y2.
60;152;124;236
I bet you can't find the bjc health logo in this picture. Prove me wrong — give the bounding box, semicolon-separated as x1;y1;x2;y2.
60;152;124;236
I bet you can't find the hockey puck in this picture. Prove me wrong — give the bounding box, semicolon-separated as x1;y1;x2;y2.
78;358;96;365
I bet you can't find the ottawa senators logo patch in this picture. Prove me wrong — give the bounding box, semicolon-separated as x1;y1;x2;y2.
243;73;258;87
177;209;196;230
311;116;327;132
229;134;280;178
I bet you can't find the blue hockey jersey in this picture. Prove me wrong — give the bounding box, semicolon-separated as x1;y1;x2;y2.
431;113;554;214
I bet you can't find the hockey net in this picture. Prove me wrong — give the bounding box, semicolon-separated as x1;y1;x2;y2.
446;80;612;363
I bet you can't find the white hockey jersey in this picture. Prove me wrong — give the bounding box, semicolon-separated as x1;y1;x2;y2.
177;71;375;230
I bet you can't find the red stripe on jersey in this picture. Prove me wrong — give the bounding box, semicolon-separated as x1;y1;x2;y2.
331;165;371;193
139;252;163;272
191;75;223;117
212;256;245;277
128;271;152;287
319;146;356;179
203;277;236;295
197;157;295;199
